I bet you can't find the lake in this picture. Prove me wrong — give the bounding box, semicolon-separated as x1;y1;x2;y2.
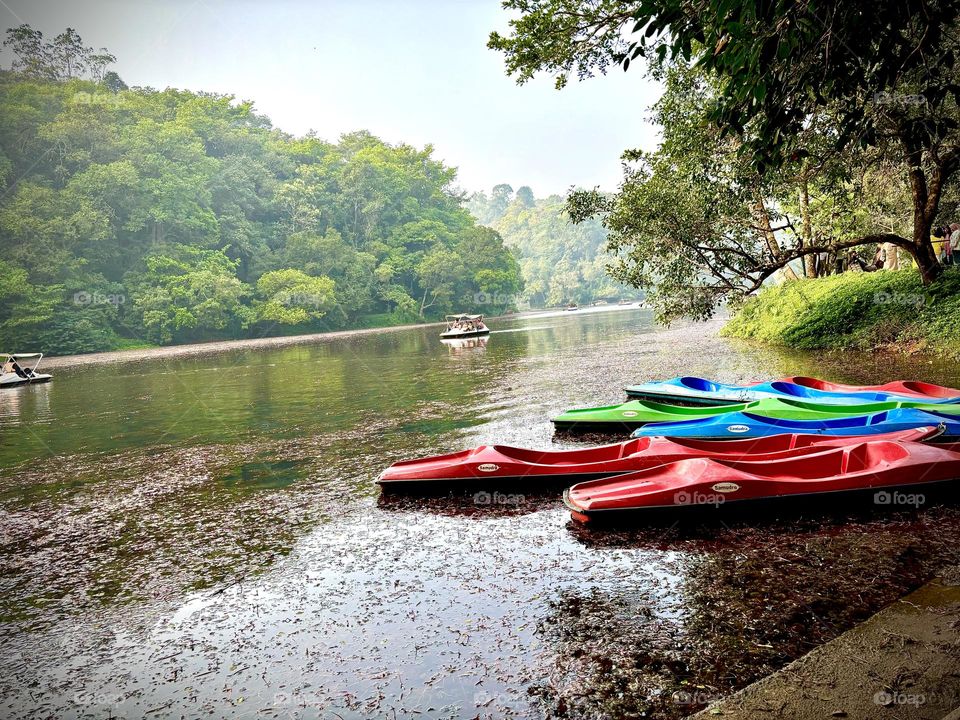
3;306;960;719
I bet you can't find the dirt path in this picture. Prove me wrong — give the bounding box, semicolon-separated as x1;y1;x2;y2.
693;572;960;720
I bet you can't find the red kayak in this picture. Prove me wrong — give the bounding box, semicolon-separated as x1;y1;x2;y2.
783;376;960;400
377;427;938;490
564;439;960;523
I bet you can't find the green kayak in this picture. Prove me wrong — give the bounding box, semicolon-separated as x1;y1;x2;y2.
551;396;960;432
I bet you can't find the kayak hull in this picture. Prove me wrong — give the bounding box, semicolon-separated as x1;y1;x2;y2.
565;440;960;523
0;373;52;388
439;328;490;339
553;396;960;433
630;408;960;441
377;427;939;490
784;376;960;400
565;478;960;525
624;376;960;406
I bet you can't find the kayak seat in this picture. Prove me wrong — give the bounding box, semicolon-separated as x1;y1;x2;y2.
900;380;959;398
678;376;721;392
790;376;833;391
842;441;909;473
769;381;818;399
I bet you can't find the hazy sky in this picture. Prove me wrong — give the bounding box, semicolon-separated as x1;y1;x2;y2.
0;0;663;196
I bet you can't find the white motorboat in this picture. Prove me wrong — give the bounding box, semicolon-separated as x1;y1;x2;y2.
440;314;490;339
1;353;53;388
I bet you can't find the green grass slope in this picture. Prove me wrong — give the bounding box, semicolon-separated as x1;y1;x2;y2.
723;269;960;357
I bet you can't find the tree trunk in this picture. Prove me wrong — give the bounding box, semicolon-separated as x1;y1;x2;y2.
753;194;798;281
908;223;942;284
799;170;817;278
905;145;944;285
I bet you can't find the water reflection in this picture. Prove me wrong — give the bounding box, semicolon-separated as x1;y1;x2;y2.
440;335;489;353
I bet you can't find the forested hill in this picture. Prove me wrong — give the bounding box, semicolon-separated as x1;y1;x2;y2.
0;33;523;355
467;185;635;307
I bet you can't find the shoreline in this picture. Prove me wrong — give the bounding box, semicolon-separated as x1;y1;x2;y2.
38;305;647;369
39;320;449;369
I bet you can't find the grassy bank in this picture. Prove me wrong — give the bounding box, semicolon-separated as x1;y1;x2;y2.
723;268;960;357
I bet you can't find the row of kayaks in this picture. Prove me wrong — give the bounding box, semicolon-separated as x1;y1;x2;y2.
379;375;960;525
625;375;960;405
552;398;960;437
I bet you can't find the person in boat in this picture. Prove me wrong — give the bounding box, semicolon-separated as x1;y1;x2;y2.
9;359;29;378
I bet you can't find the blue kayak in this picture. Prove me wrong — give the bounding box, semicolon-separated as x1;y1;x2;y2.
630;407;960;441
624;376;960;406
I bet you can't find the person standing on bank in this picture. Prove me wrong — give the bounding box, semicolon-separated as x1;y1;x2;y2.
933;223;960;266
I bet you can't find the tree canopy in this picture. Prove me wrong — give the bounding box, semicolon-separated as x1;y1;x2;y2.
468;186;635;306
490;0;960;313
0;26;523;353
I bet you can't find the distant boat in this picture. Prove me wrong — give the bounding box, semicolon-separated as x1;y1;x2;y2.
1;353;52;388
565;303;579;311
440;314;490;339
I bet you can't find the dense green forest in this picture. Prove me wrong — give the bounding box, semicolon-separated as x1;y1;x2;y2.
467;185;635;306
0;26;523;354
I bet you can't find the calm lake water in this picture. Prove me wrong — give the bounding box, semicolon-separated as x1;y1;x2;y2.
3;307;960;719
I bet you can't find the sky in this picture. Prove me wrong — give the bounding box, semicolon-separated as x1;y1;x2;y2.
0;0;664;196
